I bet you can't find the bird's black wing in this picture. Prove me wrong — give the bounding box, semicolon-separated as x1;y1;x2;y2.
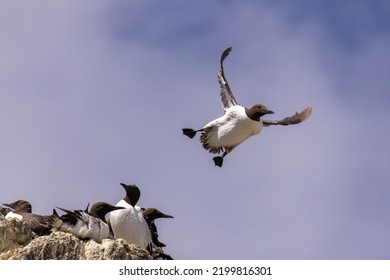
150;220;166;247
218;47;239;111
56;207;82;226
263;106;313;126
23;213;52;236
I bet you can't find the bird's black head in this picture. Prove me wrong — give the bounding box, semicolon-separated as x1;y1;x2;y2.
142;208;174;225
3;200;32;213
246;104;274;121
89;202;125;222
120;183;141;207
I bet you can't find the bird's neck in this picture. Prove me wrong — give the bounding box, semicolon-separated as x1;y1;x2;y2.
245;108;261;121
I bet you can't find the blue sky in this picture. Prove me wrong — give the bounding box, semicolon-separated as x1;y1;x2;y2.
1;0;390;259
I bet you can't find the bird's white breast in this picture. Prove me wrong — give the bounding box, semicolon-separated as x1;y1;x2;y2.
109;200;151;249
204;106;262;147
5;211;23;220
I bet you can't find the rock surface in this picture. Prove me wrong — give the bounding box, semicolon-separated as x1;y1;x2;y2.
0;218;154;260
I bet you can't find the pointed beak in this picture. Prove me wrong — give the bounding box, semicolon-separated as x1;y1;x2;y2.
111;206;125;211
160;213;174;219
267;110;274;114
3;203;12;208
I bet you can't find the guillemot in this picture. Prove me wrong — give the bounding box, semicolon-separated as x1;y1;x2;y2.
183;47;313;167
3;199;52;236
51;202;124;243
142;207;174;248
109;183;152;251
142;208;175;260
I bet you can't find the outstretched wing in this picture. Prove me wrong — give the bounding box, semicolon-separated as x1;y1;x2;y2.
218;47;239;111
263;106;313;126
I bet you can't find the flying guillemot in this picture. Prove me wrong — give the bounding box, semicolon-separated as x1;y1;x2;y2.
51;202;124;243
182;47;313;167
3;199;52;236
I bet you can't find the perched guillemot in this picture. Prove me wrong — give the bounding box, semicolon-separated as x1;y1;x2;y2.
142;207;174;248
109;183;153;252
142;208;174;260
51;202;124;243
183;47;313;167
3;199;52;236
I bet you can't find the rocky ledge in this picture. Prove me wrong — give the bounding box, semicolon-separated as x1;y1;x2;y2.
0;217;159;260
